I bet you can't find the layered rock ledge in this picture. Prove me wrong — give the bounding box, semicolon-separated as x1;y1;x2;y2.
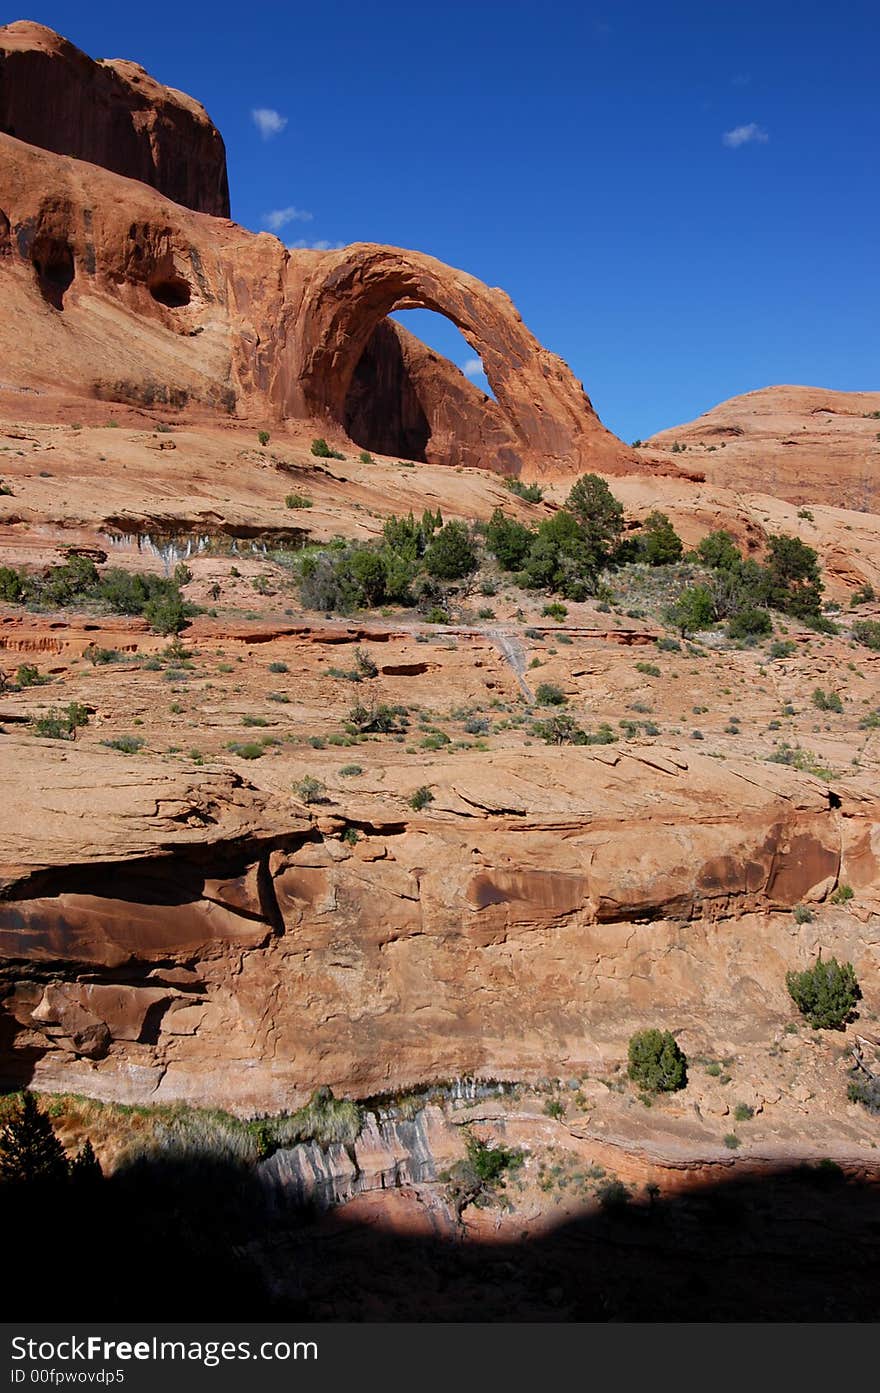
2;737;875;1111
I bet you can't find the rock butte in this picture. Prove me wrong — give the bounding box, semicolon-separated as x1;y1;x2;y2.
1;21;880;1284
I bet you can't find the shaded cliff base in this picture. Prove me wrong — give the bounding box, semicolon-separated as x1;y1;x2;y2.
3;1091;879;1321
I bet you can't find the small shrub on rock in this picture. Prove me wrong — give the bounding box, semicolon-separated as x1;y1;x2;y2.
442;1130;524;1215
354;647;378;678
535;682;567;706
812;687;843;713
726;606;772;640
101;735;145;754
310;437;345;460
542;602;568;621
596;1178;632;1209
627;1029;687;1093
786;956;861;1029
852;619;880;650
293;775;326;804
847;1077;880;1114
505;477;544;503
15;664;49;687
30;702;89;740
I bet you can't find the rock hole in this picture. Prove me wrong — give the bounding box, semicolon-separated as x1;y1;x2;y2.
32;234;75;309
138;998;174;1045
0;210;9;256
150;276;192;308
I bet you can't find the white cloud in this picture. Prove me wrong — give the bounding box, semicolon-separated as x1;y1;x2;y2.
251;107;288;139
462;358;485;378
722;122;769;148
264;206;313;232
287;239;345;251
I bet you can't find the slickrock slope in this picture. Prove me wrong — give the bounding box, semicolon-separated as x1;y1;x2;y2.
0;21;230;216
645;385;880;509
2;416;880;602
1;335;879;1137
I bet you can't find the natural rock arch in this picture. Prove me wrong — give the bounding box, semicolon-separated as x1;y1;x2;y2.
288;243;625;476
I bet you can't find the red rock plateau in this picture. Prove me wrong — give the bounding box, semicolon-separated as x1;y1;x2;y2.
1;22;880;1319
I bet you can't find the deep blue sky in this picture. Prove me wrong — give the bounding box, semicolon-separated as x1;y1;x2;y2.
18;1;880;440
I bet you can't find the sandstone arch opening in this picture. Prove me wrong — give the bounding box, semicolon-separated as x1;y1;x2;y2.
292;244;620;479
344;311;498;463
32;232;74;309
296;251;508;427
392;309;496;399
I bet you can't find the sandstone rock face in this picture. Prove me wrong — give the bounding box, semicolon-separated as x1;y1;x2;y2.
2;736;875;1112
3;27;880;1242
259;1108;451;1211
0;128;286;415
0;21;229;216
646;385;880;509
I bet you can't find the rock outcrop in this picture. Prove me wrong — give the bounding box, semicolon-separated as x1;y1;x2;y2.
646;385;880;509
0;21;229;217
290;243;630;478
2;27;880;1267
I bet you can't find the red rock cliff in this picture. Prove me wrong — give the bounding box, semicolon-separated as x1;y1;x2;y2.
0;20;229;217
